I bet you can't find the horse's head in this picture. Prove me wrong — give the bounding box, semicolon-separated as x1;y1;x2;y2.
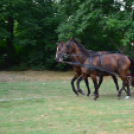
55;38;76;62
62;38;75;55
55;41;64;62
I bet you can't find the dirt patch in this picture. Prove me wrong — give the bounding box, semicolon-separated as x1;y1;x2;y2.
0;70;113;83
0;70;75;82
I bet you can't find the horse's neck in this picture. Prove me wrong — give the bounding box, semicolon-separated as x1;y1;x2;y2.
74;44;89;64
69;53;79;62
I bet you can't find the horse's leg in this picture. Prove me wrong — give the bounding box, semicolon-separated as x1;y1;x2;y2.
71;75;79;96
118;82;125;97
111;75;119;92
84;78;91;96
119;82;131;99
125;77;131;99
93;76;103;95
125;82;131;99
91;75;99;100
124;77;129;93
76;76;85;95
120;82;127;94
118;74;131;98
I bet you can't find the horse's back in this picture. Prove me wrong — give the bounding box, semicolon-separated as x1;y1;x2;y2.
102;53;131;71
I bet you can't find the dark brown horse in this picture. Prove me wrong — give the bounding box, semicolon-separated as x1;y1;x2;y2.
55;41;119;97
56;42;90;96
58;38;134;100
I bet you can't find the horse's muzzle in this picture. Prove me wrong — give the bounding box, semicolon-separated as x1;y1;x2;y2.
55;58;63;62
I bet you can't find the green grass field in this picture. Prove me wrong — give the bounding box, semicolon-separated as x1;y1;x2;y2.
0;71;134;134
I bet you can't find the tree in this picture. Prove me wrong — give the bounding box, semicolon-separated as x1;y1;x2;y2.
0;0;61;70
57;0;134;54
0;0;16;66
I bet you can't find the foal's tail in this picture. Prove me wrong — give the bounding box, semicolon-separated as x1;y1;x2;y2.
128;56;134;77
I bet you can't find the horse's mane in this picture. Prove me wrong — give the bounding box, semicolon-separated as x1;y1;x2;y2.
73;39;100;57
72;39;121;57
73;39;90;56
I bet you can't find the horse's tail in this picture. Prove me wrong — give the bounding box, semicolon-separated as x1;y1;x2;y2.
128;56;134;77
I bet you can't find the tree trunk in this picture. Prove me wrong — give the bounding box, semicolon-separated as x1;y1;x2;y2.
6;16;14;66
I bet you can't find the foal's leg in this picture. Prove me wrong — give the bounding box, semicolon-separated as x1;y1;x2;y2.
84;78;91;96
71;75;79;96
76;76;85;95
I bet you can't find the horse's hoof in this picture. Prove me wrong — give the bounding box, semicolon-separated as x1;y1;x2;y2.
125;96;130;99
80;89;85;95
94;95;99;101
94;98;97;101
77;89;85;95
117;94;121;97
77;89;80;93
81;90;85;95
117;94;121;100
76;92;79;96
87;94;89;97
118;96;121;100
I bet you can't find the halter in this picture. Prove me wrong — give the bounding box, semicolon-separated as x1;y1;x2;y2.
61;40;75;59
65;40;74;51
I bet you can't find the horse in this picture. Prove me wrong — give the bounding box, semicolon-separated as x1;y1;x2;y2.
58;38;134;100
56;42;90;96
55;41;120;97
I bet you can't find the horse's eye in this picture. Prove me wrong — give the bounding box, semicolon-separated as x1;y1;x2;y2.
67;45;71;49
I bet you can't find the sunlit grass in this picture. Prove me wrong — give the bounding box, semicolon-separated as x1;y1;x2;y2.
0;72;134;134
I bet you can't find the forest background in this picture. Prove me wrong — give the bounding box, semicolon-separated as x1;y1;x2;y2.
0;0;134;70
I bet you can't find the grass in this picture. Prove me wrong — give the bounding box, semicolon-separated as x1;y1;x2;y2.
0;71;134;134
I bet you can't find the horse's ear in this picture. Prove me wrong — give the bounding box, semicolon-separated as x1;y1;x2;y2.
56;42;59;45
70;37;74;41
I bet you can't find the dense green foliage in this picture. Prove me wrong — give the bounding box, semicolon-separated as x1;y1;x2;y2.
0;0;59;70
0;0;134;70
57;0;134;52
